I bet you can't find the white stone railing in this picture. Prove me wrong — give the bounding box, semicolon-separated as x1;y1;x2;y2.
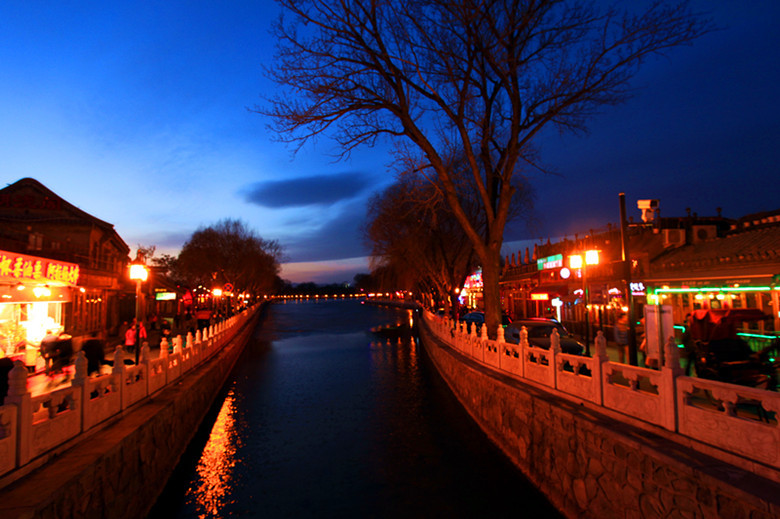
422;309;780;474
677;376;780;471
0;305;259;478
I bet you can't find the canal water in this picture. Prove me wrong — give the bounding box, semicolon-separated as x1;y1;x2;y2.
151;300;561;518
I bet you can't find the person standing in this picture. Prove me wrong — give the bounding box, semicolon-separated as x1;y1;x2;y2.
138;319;148;347
124;318;138;354
614;313;630;364
40;329;60;375
681;313;695;376
82;333;106;375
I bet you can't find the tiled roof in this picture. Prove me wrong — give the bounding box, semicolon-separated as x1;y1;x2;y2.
652;224;780;275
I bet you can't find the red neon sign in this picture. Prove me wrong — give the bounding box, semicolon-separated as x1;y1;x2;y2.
0;250;80;286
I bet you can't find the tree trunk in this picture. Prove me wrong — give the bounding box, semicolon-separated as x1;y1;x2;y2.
480;246;503;340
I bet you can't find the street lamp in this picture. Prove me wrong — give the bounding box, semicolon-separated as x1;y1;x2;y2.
569;250;600;356
212;288;223;322
129;262;149;365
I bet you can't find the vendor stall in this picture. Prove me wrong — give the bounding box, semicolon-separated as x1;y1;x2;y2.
0;249;79;370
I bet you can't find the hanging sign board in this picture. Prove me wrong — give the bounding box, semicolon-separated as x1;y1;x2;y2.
537;254;563;270
0;249;80;286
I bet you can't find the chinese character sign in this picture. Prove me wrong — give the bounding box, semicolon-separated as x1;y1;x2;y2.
0;250;79;286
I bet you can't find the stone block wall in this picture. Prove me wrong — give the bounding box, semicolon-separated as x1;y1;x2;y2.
420;327;780;519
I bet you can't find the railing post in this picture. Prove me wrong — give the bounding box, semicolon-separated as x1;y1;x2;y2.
661;336;683;431
140;343;150;362
593;331;609;405
6;360;32;466
551;328;561;388
140;343;152;396
112;346;127;410
519;326;528;378
73;350;88;386
72;351;88;433
497;325;505;343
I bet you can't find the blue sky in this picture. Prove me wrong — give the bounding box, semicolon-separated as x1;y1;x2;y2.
1;2;778;284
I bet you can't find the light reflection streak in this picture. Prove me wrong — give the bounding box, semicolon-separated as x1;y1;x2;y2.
186;388;243;518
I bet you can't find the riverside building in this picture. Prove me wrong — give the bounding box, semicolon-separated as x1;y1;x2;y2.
501;202;780;350
0;178;131;364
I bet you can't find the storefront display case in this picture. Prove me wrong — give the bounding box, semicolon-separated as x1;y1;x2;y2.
0;249;79;371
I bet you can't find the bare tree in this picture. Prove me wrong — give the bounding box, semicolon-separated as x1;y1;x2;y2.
366;151;533;313
262;0;712;337
177;219;283;295
366;174;476;312
134;244;156;263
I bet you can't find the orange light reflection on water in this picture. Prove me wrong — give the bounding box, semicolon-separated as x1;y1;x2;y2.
186;389;243;518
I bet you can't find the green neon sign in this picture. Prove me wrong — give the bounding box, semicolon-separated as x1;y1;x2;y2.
536;254;563;271
655;286;775;294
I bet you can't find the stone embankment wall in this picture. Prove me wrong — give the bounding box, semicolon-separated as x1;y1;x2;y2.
419;325;780;519
0;306;264;519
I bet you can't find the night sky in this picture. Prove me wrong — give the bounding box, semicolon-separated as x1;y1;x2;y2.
1;2;778;283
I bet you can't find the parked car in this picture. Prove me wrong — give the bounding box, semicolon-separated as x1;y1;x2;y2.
507;318;585;355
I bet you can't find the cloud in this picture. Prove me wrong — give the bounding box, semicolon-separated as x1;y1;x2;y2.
282;198;370;263
241;171;373;208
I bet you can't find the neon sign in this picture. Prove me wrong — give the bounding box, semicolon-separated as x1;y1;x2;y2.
155;291;177;301
537;254;563;271
463;270;483;290
0;250;79;286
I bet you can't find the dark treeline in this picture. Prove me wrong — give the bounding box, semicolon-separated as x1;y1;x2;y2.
276;273;380;296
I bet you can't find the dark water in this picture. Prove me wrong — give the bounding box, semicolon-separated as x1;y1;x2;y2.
151;300;561;518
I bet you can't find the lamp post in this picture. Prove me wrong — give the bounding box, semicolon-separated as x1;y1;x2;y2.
212;288;223;323
129;262;149;365
569;250;600;356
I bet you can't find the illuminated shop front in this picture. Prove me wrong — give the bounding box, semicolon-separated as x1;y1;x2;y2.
459;269;484;310
0;249;79;362
648;280;780;348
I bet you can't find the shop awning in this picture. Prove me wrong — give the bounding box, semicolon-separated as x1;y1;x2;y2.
0;284;72;303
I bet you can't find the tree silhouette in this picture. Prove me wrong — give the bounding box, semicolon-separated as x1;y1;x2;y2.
263;0;712;337
176;219;282;296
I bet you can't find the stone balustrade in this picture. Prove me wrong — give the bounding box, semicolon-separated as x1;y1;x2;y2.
0;305;258;479
423;310;780;477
